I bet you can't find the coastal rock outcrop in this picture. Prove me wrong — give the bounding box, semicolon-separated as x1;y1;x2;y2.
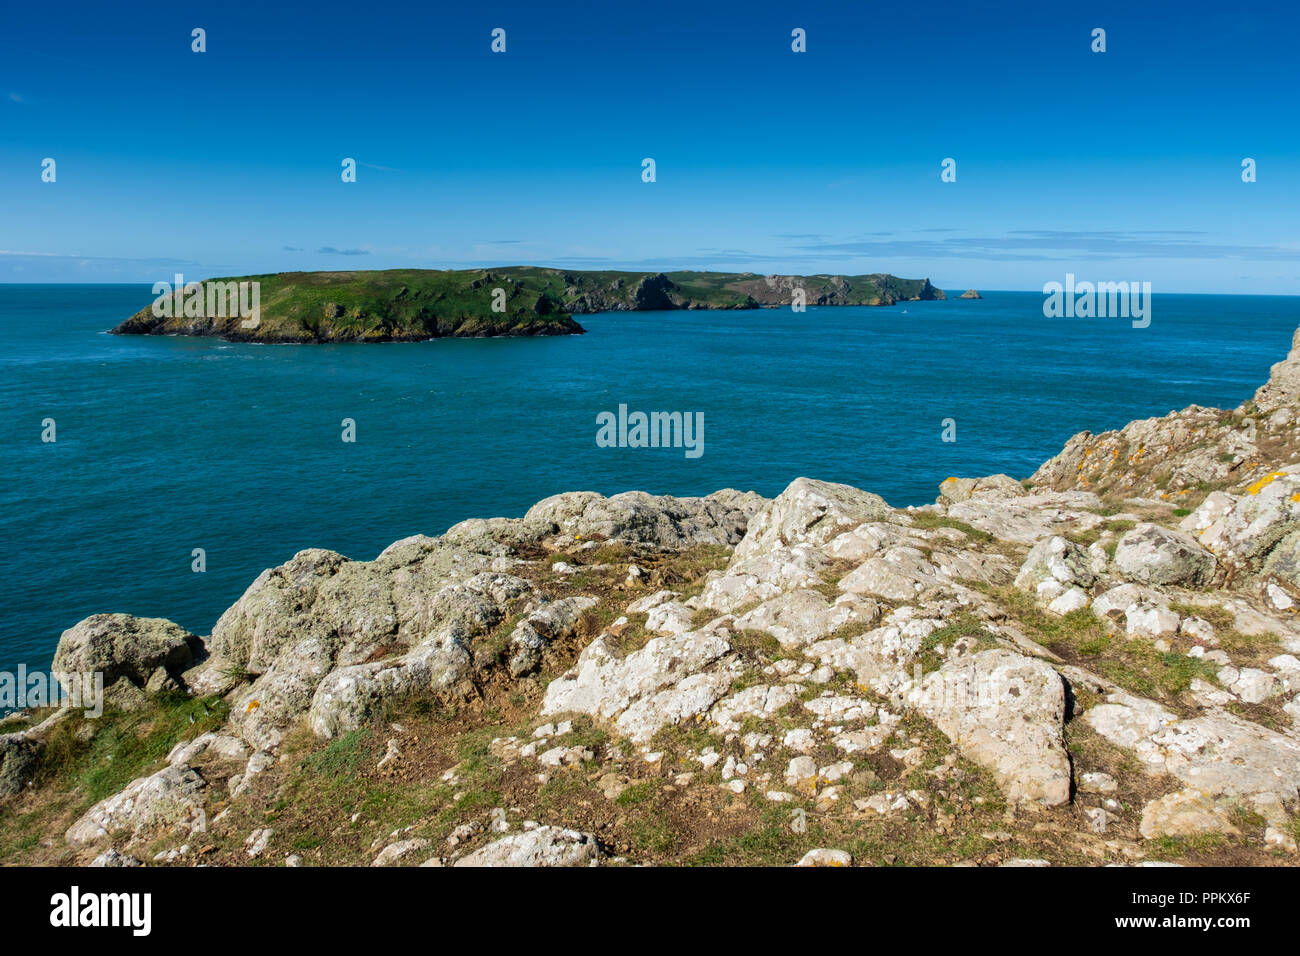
53;613;203;706
1028;325;1300;509
1252;325;1300;413
185;488;761;751
21;320;1300;867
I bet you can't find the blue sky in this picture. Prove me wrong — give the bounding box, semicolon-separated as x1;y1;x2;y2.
1;0;1297;291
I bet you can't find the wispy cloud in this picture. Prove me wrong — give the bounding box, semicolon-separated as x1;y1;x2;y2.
790;231;1300;262
1007;229;1211;239
317;246;370;256
0;250;198;265
525;229;1300;274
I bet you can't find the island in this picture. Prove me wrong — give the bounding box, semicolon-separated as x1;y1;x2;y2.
110;267;945;343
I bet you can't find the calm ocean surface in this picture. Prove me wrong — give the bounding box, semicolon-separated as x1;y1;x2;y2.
2;285;1298;672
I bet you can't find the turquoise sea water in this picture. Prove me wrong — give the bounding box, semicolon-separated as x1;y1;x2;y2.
2;285;1298;673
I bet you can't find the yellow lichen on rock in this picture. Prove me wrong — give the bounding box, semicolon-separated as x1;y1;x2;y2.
1246;471;1287;495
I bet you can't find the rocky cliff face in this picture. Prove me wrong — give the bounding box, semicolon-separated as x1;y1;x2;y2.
6;331;1300;867
559;271;943;313
1029;328;1300;505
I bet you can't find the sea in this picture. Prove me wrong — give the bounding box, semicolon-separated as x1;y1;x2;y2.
2;285;1297;673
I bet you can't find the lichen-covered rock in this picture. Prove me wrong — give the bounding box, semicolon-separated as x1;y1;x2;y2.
1048;587;1090;615
1113;523;1215;587
524;488;763;548
708;683;803;733
948;491;1104;545
371;838;431;866
0;733;43;797
732;589;869;649
1091;583;1157;620
806;606;944;698
698;480;896;614
1084;690;1300;805
614;663;742;742
66;765;208;846
642;599;696;637
506;596;597;676
1014;536;1097;592
910;649;1071;807
1124;603;1181;639
88;848;143;867
229;569;533;748
699;544;826;612
840;546;945;601
166;732;248;768
1179;490;1235;537
1027;405;1259;502
823;521;915;561
795;848;853;867
307;634;472;739
52;614;201;699
930;548;1017;588
452;826;603;867
209;549;352;670
541;621;736;742
1139;789;1240;840
937;474;1024;505
732;477;892;562
1181;470;1300;567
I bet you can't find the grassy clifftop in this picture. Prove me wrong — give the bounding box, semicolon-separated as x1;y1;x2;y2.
110;267;944;343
